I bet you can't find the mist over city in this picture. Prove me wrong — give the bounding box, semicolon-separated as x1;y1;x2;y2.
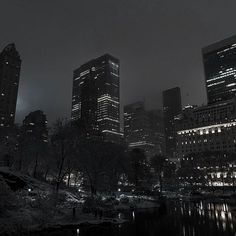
1;1;236;236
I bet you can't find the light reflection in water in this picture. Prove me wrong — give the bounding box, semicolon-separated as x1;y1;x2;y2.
208;210;212;219
181;206;184;215
44;200;236;236
230;223;234;230
132;211;135;220
208;203;210;210
200;201;203;210
182;225;186;236
223;204;226;212
223;222;227;231
221;211;226;220
176;200;235;235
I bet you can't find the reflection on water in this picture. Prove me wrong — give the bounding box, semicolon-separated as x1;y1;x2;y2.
36;200;236;236
169;201;235;236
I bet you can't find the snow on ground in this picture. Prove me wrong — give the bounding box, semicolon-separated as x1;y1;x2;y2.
0;168;160;235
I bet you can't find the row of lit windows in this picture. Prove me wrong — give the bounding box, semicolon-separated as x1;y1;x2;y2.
178;121;236;135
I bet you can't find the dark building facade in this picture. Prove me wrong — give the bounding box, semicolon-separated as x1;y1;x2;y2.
147;109;165;155
124;101;165;158
71;54;122;143
178;152;236;187
163;87;182;159
0;43;21;128
202;35;236;105
22;110;48;143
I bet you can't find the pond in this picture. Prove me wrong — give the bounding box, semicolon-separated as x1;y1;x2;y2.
36;200;236;236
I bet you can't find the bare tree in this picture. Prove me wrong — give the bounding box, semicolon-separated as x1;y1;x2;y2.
127;148;151;189
76;140;127;195
50;120;77;191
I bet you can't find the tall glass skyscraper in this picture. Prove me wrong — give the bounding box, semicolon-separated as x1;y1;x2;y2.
0;43;21;128
202;35;236;104
71;54;122;143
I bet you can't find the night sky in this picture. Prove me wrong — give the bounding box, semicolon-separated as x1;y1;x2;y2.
1;0;236;125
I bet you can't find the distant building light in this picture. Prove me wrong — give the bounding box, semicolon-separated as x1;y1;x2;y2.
177;121;236;135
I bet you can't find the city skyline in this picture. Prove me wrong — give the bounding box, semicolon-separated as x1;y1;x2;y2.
2;0;236;124
2;2;236;235
8;33;236;126
2;34;236;129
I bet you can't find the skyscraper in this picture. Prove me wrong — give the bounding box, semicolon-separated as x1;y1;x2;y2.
0;43;21;128
202;35;236;104
124;101;165;158
124;101;152;152
71;54;122;143
163;87;182;158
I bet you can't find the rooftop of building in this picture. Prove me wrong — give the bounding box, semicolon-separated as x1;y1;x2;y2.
202;34;236;55
162;86;181;94
0;43;21;59
74;53;119;72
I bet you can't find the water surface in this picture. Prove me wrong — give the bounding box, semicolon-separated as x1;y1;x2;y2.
38;200;236;236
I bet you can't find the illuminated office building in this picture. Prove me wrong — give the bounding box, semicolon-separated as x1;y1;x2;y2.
0;43;21;128
176;98;236;158
71;54;122;143
203;35;236;104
